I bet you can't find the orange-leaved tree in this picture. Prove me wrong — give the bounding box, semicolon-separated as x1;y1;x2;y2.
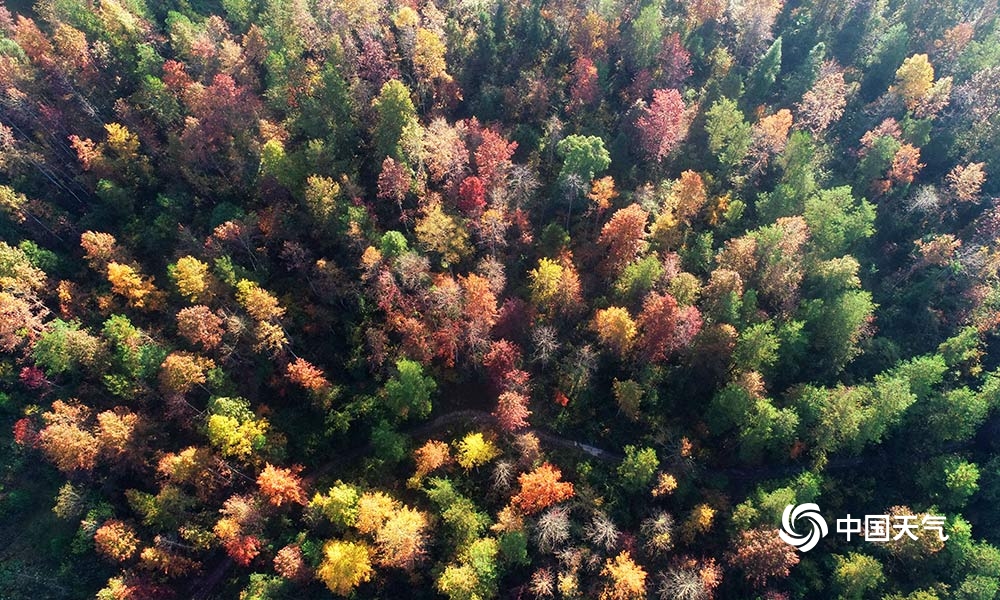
257;463;308;507
511;462;575;514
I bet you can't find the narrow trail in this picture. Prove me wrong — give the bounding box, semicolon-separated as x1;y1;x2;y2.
307;409;622;484
308;408;880;483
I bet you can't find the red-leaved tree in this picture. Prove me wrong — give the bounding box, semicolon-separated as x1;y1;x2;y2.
224;534;262;566
474;127;517;191
483;339;523;385
569;56;600;110
457;175;487;216
599;204;649;276
636;88;685;162
495;390;532;432
637;292;703;363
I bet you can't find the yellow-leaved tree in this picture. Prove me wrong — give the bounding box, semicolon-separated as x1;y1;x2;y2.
455;432;500;470
592;307;637;355
600;551;648;600
415;201;471;267
890;54;934;111
107;262;163;309
317;540;373;595
169;256;213;302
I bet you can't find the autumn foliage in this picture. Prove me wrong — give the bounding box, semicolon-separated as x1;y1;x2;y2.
593;307;638;355
457;175;487;215
38;400;98;472
728;527;800;588
159;352;214;396
318;540;373;595
511;463;575;515
494;390;532;432
257;463;308;506
600;551;648;600
636;88;686;161
107;262;163;310
637;292;703;362
286;357;331;392
1;3;997;599
224;534;262;567
94;520;140;563
176;306;225;350
374;506;429;570
274;544;311;582
412;440;451;481
599;204;649;276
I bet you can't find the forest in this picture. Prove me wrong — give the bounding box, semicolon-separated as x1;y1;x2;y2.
1;0;1000;598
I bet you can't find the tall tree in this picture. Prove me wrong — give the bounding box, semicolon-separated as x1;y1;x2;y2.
797;62;854;135
745;37;782;102
373;79;418;162
257;464;308;506
600;551;648;600
593;307;638;356
415;202;472;267
636;89;685;162
383;358;437;422
636;292;702;363
728;527;800;588
705;98;751;174
598;204;649;276
495;390;532;432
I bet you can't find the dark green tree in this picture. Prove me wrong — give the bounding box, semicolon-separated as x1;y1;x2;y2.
745;37;783;103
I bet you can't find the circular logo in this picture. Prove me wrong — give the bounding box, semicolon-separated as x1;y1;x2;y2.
779;503;828;552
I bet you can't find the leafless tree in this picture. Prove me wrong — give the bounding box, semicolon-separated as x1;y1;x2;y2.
529;568;556;598
536;506;571;552
491;460;516;492
657;566;710;600
641;511;675;555
532;324;560;364
585;511;620;551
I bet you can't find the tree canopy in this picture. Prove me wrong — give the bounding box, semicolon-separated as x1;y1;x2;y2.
1;1;999;598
